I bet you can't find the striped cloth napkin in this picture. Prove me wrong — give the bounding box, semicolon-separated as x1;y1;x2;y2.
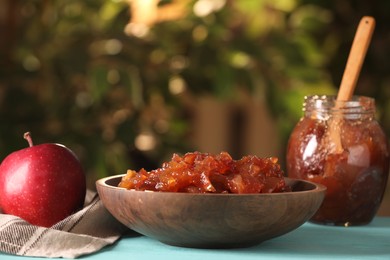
0;191;127;258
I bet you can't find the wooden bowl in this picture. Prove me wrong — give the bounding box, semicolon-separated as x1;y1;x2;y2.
96;175;326;248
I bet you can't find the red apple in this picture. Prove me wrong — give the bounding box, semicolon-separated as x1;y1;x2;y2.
0;132;86;227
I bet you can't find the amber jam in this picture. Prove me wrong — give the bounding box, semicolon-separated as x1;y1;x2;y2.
287;95;389;226
119;152;290;194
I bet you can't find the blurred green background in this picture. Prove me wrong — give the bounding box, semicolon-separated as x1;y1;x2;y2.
1;0;390;189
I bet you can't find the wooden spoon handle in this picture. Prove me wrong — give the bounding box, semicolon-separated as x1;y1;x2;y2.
328;17;375;154
337;16;375;101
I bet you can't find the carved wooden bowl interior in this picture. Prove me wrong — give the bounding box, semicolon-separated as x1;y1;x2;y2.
96;174;326;248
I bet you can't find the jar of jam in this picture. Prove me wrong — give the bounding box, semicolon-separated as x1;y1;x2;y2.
286;95;389;226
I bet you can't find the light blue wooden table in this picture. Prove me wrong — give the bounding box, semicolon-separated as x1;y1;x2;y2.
1;217;389;259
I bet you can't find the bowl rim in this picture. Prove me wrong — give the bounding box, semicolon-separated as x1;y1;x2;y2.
96;174;326;196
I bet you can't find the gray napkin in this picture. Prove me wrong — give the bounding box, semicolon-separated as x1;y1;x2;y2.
0;191;127;258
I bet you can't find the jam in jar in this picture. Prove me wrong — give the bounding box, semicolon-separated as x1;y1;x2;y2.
287;95;389;226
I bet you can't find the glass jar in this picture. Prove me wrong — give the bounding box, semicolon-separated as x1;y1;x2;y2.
286;95;389;226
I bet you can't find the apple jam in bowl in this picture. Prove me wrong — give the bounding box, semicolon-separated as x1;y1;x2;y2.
96;152;326;248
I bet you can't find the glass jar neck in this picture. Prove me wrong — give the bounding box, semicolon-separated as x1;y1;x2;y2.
303;95;375;120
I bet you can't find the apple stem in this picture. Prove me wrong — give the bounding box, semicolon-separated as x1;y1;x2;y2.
23;132;34;147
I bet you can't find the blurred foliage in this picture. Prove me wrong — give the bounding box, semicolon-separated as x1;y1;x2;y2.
1;0;389;186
